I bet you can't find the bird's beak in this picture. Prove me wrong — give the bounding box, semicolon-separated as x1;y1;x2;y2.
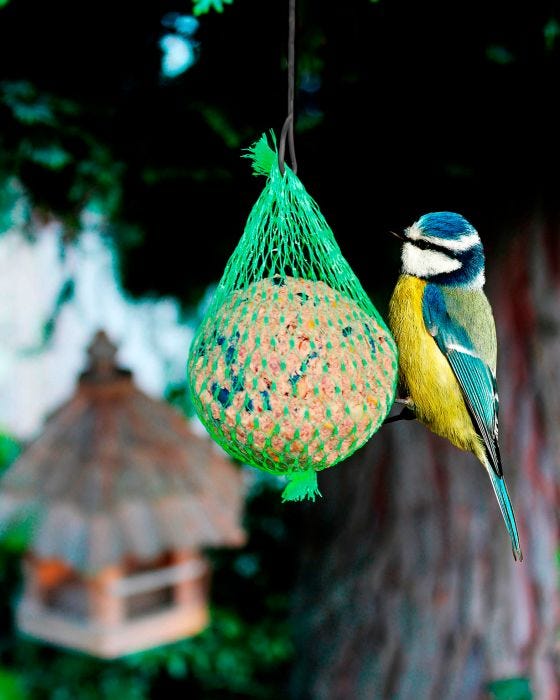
389;230;405;241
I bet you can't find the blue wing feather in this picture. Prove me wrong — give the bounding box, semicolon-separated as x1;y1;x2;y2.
422;284;502;477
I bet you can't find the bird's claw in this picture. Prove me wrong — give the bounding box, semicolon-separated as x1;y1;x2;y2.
383;397;416;424
395;396;415;408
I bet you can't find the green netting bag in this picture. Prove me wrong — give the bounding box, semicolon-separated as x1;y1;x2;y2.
187;132;398;501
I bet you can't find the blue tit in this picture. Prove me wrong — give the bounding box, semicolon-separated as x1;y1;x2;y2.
388;211;522;561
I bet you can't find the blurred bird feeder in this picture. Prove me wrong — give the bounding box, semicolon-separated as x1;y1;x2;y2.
0;330;247;659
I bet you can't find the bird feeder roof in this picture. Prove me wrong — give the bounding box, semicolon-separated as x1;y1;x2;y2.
0;331;247;573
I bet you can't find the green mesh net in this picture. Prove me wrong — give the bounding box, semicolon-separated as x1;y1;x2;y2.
187;132;398;501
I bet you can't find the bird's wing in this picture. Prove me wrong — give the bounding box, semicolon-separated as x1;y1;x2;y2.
422;283;502;476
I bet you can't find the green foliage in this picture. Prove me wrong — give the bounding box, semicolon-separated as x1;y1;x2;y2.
544;17;560;51
11;645;150;700
1;81;78;126
23;278;75;353
10;600;292;699
486;677;533;700
0;434;20;470
125;606;293;698
20;141;72;170
195;103;245;149
0;81;124;235
0;434;31;554
485;45;515;64
192;0;234;16
0;668;26;700
0;175;28;234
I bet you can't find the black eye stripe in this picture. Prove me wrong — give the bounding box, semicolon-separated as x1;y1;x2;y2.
409;237;453;255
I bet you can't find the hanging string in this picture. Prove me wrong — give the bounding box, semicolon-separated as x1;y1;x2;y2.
278;0;297;175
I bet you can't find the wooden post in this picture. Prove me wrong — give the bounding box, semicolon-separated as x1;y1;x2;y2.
22;555;73;605
171;550;207;608
21;555;45;605
87;564;124;627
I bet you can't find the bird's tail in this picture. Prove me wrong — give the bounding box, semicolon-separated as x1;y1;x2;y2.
485;461;523;562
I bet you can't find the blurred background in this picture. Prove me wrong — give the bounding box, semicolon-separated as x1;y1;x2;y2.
0;0;559;698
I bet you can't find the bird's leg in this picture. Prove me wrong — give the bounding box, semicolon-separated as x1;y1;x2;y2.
395;397;415;407
383;396;416;424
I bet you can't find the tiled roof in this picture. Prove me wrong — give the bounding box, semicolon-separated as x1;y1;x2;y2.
0;331;247;573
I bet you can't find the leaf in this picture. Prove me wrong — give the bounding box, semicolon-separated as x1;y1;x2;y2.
192;0;234;16
195;102;243;148
0;434;20;470
20;141;72;170
486;677;533;700
0;668;27;700
544;17;560;51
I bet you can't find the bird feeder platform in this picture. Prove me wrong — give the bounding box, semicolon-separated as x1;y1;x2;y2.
0;330;247;657
17;549;211;658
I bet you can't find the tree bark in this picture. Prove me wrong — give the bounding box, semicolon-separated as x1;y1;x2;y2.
290;214;560;700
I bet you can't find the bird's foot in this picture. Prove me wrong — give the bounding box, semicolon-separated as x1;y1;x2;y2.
395;396;415;408
383;397;416;424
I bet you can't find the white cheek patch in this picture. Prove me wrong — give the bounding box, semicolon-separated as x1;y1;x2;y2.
465;268;485;290
402;242;462;277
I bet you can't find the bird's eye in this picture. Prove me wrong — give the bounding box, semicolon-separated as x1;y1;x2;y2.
413;238;431;250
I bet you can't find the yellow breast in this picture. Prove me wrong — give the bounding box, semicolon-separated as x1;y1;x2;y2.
388;275;483;458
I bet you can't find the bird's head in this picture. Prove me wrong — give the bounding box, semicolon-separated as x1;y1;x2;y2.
399;211;485;288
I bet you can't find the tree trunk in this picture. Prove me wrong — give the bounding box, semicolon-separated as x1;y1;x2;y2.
290;214;560;700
